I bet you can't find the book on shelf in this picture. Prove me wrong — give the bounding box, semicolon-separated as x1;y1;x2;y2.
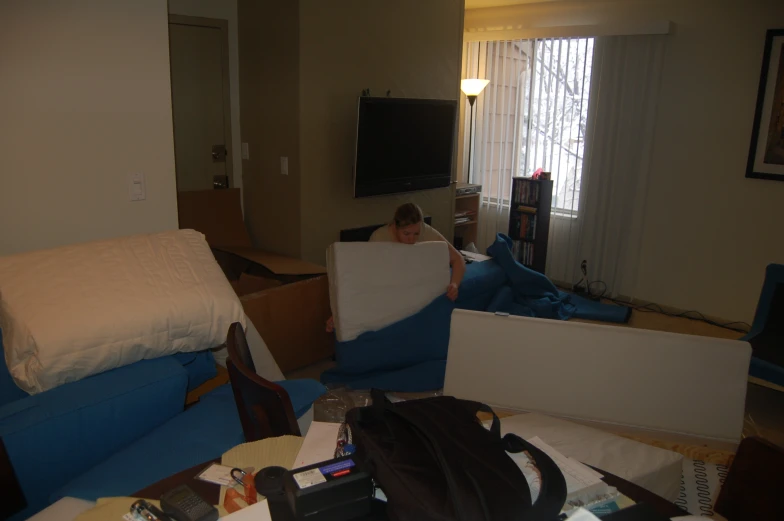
517;214;537;241
454;217;472;225
514;177;541;206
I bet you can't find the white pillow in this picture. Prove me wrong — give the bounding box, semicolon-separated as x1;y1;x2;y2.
327;241;450;342
0;229;246;394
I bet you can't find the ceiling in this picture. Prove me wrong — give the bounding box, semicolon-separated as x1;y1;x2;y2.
465;0;565;9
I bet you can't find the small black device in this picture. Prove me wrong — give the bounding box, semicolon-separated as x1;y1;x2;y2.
257;456;385;521
160;484;219;521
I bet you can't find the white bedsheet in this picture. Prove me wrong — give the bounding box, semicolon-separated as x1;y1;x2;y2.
0;229;245;393
326;241;450;342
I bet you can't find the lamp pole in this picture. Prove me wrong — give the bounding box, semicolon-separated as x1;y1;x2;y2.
461;79;488;184
466;95;477;183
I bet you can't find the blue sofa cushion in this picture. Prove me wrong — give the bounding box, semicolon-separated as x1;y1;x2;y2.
0;331;27;408
51;384;244;502
0;355;188;508
277;379;327;418
330;295;454;376
172;350;218;392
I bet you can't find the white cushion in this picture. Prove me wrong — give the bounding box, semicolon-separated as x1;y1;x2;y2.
494;412;683;501
326;241;450;342
445;310;751;443
26;497;95;521
0;229;246;393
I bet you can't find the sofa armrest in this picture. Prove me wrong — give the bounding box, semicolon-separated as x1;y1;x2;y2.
0;356;188;508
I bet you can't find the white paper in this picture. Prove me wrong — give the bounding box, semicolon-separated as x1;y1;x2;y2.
526;436;603;494
293;468;328;489
197;463;236;486
293;421;341;468
566;507;602;520
218;500;272;521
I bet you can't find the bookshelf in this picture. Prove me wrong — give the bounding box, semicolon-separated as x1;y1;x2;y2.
453;185;480;250
508;177;553;273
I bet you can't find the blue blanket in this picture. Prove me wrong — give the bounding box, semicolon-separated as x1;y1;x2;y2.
321;234;630;390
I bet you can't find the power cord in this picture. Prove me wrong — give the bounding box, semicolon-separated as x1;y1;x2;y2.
571;261;750;334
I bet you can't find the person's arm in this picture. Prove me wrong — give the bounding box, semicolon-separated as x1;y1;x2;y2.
426;225;465;301
445;242;466;301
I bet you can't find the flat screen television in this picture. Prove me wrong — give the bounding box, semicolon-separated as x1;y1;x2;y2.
353;97;457;198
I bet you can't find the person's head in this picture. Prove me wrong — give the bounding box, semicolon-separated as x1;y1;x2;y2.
392;203;424;244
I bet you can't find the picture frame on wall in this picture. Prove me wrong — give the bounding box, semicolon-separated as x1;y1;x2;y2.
747;28;784;181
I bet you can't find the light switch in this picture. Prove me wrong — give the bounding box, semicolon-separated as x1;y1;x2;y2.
280;156;288;176
241;142;249;160
129;173;146;201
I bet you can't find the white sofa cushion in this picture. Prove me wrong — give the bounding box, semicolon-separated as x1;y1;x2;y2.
0;229;245;393
326;241;450;342
445;310;751;443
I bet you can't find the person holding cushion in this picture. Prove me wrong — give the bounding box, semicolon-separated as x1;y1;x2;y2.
325;203;466;332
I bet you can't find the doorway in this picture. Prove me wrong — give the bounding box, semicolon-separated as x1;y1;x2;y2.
168;15;233;192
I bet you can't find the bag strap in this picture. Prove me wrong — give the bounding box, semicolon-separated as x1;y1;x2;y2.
473;403;566;520
376;396;566;521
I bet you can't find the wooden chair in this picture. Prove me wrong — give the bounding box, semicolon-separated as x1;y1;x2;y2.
225;322;300;441
713;436;784;521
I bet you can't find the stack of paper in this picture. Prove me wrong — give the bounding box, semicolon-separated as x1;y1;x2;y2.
506;436;620;513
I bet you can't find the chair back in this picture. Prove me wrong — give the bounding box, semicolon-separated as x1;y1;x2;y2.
714;436;784;521
226;322;300;441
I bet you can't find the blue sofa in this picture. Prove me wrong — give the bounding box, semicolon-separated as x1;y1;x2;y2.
0;330;218;520
743;263;784;387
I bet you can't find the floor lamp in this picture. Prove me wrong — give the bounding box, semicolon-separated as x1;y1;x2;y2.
461;79;489;183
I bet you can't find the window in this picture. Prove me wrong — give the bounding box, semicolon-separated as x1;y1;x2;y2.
465;38;594;214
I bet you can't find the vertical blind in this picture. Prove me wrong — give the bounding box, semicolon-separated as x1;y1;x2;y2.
463;37;594;252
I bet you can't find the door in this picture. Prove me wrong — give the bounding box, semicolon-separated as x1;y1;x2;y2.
168;16;232;191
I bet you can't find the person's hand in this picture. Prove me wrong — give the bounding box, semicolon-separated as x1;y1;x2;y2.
446;282;459;301
326;316;335;333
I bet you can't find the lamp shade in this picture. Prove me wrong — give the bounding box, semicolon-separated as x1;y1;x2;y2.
461;79;490;97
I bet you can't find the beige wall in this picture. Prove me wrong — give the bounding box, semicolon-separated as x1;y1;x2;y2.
466;0;784;323
168;0;243;194
297;0;465;265
0;0;178;256
237;0;302;257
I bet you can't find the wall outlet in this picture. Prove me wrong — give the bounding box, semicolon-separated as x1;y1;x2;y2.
280;156;288;175
241;142;249;160
129;173;145;201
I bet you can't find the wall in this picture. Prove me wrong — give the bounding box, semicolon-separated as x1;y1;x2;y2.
466;0;784;323
237;0;302;257
298;0;465;264
0;0;178;256
168;0;243;193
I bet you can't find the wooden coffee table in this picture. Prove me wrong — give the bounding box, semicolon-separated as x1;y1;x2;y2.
134;459;688;519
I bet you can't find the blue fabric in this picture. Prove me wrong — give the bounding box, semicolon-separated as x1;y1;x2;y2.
0;331;27;408
331;296;454;375
172;350;218;392
0;356;187;509
743;264;784;341
486;234;630;323
52;384;243;503
742;263;784;387
486;234;576;320
276;379;327;418
322;360;447;391
455;259;508;311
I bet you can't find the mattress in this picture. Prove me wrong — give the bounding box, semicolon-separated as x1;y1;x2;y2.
492;413;684;502
0;229;246;394
326;241;450;342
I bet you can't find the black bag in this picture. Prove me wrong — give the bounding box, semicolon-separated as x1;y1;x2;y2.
345;391;567;521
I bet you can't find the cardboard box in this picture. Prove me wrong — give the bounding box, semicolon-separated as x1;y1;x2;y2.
178;189;333;372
